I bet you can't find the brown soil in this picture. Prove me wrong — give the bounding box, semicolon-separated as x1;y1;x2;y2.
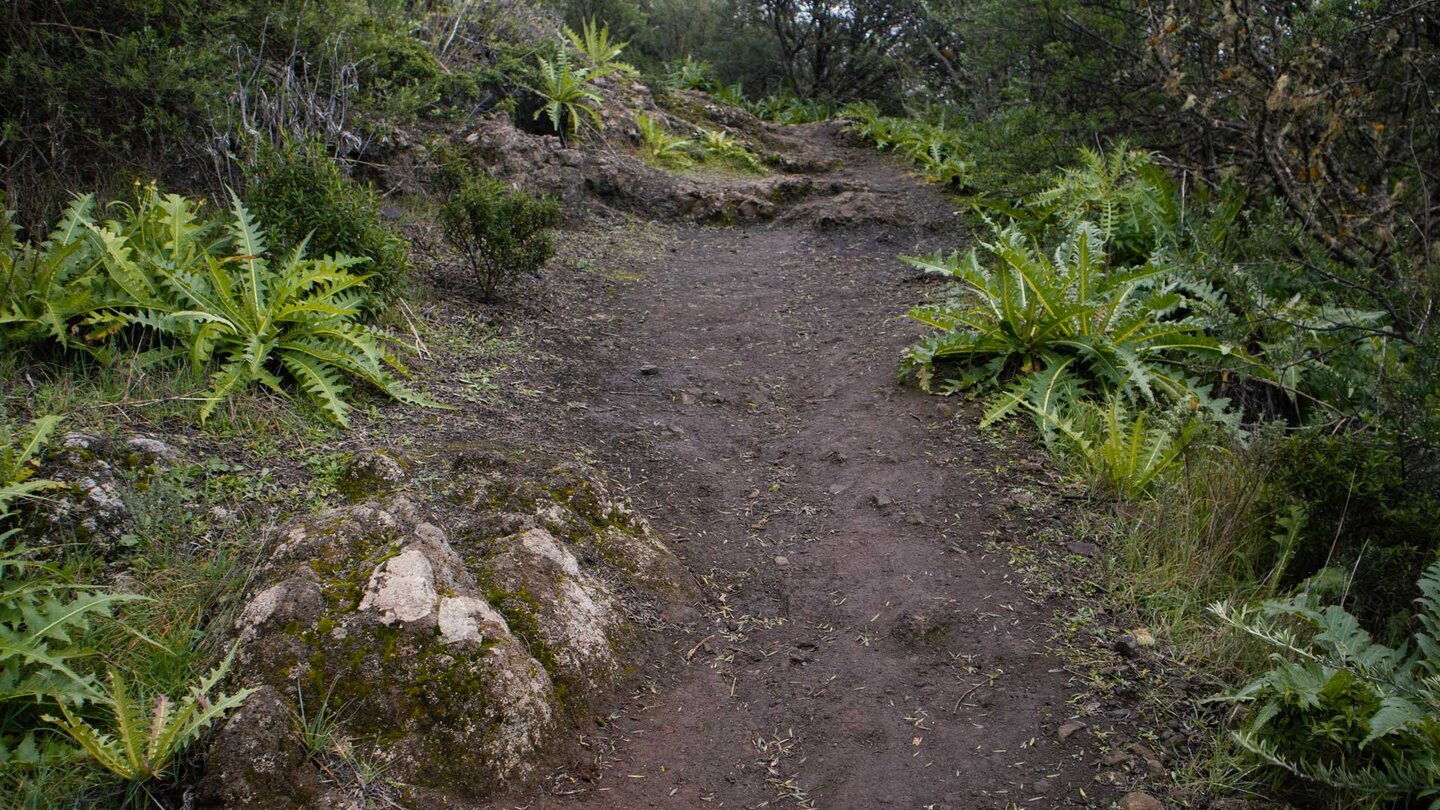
422;125;1134;809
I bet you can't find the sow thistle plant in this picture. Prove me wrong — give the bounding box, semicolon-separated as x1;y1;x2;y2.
843;104;971;188
44;650;254;783
902;219;1256;495
564;17;634;79
635;114;764;173
0;186;439;427
1210;559;1440;807
904;221;1251;415
0;196;123;356
122;194;438;427
531;51;602;147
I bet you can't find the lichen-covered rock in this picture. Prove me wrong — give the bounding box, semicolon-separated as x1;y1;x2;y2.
24;431;182;553
197;686;319;809
209;449;692;807
337;448;409;502
485;527;619;686
216;498;554;805
446;453;695;600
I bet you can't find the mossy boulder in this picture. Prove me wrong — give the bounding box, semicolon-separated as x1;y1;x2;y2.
206;449;694;807
445;450;696;601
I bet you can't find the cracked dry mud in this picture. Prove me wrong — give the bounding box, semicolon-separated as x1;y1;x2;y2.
479;127;1119;809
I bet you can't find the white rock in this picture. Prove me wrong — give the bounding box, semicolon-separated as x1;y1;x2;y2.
517;528;582;577
236;582;290;642
438;595;509;645
359;548;438;624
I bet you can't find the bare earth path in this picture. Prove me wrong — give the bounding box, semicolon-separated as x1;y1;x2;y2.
484;126;1115;809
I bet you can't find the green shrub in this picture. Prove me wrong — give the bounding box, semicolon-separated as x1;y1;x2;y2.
438;177;560;300
245;139;409;309
1260;432;1440;634
1211;559;1440;807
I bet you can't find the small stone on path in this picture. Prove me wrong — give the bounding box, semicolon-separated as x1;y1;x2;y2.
1121;791;1164;810
1057;720;1087;740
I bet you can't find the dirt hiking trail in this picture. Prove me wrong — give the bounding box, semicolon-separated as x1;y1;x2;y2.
481;124;1119;809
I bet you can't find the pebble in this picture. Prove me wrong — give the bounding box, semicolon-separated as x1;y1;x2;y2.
1120;791;1164;810
1101;749;1131;767
640;364;660;375
1057;720;1087;740
774;556;789;567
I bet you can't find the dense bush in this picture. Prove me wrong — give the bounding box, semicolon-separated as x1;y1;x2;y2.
245;139;410;309
438;176;560;300
1261;433;1440;635
1;0;559;230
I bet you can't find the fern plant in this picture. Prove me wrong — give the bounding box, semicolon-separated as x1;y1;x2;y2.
531;52;601;147
904;220;1252;415
117;195;437;427
1210;560;1440;807
44;648;255;782
564;17;633;78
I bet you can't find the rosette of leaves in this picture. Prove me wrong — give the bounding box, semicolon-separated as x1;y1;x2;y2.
564;17;634;78
903;221;1254;425
532;51;601;147
104;193;438;426
44;650;255;783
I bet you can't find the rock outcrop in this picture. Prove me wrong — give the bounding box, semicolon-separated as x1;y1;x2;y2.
201;448;693;808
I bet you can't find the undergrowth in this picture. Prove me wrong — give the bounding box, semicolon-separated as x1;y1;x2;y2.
880;123;1440;806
